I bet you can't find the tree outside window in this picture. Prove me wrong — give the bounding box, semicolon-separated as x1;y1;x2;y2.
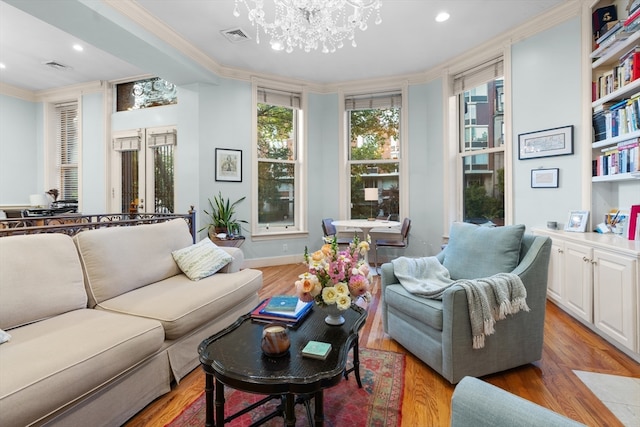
256;92;298;229
347;93;401;220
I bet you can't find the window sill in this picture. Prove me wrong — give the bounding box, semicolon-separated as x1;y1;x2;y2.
251;230;309;241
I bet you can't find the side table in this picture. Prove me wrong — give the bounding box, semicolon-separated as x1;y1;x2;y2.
210;235;245;248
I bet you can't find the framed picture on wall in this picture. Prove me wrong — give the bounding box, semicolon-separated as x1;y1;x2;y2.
518;125;573;160
215;148;242;182
531;168;559;188
564;210;589;232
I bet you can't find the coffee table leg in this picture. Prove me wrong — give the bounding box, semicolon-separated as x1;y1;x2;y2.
205;373;214;427
285;393;296;426
353;339;363;388
215;378;225;426
314;390;325;427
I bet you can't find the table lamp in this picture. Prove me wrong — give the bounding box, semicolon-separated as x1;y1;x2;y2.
364;187;378;221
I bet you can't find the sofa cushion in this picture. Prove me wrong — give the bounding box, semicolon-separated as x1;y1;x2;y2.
0;234;87;330
442;222;525;280
74;219;193;307
384;284;444;331
0;309;164;427
172;238;232;281
96;268;263;340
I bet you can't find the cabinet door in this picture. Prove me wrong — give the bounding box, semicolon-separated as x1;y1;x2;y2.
563;242;593;323
546;239;564;303
593;250;637;352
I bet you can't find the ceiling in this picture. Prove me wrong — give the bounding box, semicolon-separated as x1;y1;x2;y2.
0;0;569;93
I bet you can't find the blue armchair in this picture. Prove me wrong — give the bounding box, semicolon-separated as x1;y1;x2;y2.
380;222;552;384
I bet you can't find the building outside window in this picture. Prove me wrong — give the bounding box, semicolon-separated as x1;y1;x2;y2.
256;87;301;232
345;92;401;220
455;59;505;225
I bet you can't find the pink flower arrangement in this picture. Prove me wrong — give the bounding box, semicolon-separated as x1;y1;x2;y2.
295;235;372;311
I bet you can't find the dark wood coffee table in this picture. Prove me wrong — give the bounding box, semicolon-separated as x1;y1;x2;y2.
198;304;367;427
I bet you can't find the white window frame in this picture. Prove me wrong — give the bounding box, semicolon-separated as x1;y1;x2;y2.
444;51;513;231
44;96;82;208
251;80;307;239
338;84;409;222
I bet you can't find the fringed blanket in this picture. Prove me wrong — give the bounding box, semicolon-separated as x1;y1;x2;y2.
391;257;529;349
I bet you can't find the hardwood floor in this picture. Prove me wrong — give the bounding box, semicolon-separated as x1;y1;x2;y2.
124;264;640;427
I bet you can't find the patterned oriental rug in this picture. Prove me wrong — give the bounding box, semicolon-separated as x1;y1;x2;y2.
166;348;405;427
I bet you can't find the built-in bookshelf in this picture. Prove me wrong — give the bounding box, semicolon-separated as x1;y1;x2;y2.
590;0;640;184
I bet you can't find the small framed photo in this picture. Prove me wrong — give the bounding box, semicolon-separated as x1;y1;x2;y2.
531;168;559;188
565;210;589;233
215;148;242;182
518;125;573;160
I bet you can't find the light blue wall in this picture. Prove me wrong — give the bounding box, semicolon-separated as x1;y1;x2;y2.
0;17;586;260
0;95;39;204
81;92;106;213
511;17;583;229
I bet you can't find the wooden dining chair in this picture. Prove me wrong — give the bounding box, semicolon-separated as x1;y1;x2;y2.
374;217;411;272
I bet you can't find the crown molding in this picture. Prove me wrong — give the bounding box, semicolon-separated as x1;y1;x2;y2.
0;82;37;102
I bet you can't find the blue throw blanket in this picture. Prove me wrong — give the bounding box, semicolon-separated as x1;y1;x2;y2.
391;256;529;349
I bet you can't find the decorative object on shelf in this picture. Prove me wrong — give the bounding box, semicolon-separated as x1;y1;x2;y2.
201;191;247;238
232;0;382;53
295;235;371;325
518;125;574;160
260;323;290;357
215;148;242;182
531;168;559;188
564;210;590;233
364;187;378;220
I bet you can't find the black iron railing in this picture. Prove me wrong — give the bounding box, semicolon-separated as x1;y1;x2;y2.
0;207;196;242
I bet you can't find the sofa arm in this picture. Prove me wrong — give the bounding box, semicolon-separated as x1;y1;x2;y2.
218;247;244;273
451;376;585;427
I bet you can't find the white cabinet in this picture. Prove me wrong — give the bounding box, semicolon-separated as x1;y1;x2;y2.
593;249;637;351
533;229;639;360
563;241;594;323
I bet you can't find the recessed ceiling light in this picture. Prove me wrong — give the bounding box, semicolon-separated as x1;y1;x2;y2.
0;63;6;69
73;44;84;52
435;12;450;22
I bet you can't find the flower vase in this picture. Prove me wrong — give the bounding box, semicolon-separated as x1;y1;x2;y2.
324;304;345;326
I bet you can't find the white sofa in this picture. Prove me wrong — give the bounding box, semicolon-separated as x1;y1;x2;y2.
0;219;263;427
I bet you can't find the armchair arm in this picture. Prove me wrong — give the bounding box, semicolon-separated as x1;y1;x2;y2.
218;247;244;273
451;376;585;426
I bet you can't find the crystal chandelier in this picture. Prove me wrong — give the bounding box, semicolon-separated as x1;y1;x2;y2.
233;0;383;53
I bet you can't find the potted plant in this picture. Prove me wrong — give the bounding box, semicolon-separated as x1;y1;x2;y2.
201;191;248;238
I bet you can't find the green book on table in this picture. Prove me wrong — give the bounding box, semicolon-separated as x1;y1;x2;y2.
301;341;332;360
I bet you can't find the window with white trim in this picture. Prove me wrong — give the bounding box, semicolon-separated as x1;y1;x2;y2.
54;101;79;201
345;91;401;220
256;87;302;233
454;58;506;225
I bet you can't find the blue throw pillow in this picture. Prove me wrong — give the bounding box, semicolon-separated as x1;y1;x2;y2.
442;222;525;280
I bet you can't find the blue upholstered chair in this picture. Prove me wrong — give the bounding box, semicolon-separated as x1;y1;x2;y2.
451;376;585;426
380;222;552;384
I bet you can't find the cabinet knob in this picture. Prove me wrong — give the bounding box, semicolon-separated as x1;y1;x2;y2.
558;249;564;254
591;260;597;265
582;256;592;263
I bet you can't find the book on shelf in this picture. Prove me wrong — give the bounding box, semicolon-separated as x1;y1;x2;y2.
596;21;623;45
301;340;332;360
593;5;617;36
625;6;640;27
620;45;640;85
591;30;633;59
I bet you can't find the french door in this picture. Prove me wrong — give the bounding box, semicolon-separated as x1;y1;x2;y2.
111;126;176;213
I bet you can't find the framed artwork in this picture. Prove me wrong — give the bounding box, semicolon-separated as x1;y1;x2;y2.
215;148;242;182
564;210;589;232
518;125;573;160
531;168;559;188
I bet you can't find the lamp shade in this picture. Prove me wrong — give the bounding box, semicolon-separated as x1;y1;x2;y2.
364;188;378;201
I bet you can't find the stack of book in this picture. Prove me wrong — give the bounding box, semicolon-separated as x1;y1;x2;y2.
250;295;314;327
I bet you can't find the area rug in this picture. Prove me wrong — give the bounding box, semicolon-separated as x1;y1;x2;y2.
166;348;404;427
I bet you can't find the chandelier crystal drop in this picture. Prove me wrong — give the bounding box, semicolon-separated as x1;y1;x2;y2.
233;0;382;53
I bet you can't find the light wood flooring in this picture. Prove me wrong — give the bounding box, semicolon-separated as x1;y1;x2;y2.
124;264;640;426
